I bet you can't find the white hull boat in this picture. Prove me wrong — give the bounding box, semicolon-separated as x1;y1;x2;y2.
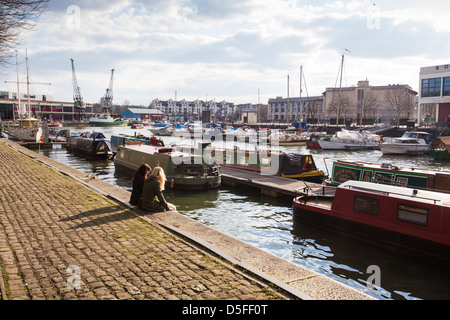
319;128;380;150
379;131;433;155
5;117;42;142
380;138;430;155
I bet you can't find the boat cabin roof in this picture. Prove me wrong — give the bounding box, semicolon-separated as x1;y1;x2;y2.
121;144;202;159
334;160;450;176
339;180;450;205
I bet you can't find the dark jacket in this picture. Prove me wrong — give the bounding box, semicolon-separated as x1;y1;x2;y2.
141;175;170;212
129;174;145;205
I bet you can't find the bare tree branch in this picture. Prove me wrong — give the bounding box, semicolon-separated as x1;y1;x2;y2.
0;0;49;65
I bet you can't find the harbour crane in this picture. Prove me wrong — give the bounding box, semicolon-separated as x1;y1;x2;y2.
70;58;85;121
101;68;114;115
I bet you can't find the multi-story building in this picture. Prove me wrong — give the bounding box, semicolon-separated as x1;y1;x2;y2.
322;80;417;125
151;98;235;122
267;96;324;123
323;80;417;124
418;63;450;125
0;91;93;122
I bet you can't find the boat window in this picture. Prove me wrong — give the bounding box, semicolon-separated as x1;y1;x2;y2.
374;172;393;184
362;170;373;182
260;158;271;167
397;204;428;226
287;154;302;167
396;177;408;187
158;148;173;153
98;142;107;151
353;196;379;215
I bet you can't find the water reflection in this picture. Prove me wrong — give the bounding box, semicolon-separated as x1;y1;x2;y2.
291;217;450;300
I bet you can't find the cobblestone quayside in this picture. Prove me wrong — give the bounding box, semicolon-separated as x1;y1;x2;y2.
0;140;289;300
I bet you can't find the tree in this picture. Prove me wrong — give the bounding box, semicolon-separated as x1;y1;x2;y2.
0;0;49;66
328;92;353;125
360;91;378;122
384;86;414;126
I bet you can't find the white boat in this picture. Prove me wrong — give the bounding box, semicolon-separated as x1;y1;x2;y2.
270;130;308;146
319;128;380;150
89;114;129;126
148;125;174;136
6;117;42;142
226;126;257;142
5;50;43;142
379;131;433;155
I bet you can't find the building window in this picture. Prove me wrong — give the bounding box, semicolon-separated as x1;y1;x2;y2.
443;77;450;96
421;77;441;97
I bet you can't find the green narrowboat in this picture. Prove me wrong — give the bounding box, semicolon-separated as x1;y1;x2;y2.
114;144;221;190
430;137;450;160
329;160;450;192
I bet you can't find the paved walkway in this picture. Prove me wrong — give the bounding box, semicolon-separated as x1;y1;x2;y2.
0;140;291;300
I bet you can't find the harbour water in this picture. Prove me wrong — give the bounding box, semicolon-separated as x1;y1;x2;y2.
32;126;450;300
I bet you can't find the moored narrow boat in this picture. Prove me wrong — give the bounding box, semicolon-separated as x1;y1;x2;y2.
430;136;450;160
293;181;450;264
207;146;325;183
66;132;114;159
114;144;221;190
110;134;165;150
328;160;450;192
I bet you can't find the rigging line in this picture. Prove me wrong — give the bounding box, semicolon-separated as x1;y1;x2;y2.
334;60;342;88
302;70;309;99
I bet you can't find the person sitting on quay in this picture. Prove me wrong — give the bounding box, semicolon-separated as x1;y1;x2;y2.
141;166;176;212
129;163;151;207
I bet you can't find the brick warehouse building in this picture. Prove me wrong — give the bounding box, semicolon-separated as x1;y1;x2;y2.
0;91;93;122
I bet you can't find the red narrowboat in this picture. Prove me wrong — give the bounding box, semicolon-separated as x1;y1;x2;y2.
293;181;450;265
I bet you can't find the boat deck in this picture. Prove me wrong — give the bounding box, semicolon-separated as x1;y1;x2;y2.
219;166;328;198
303;197;333;209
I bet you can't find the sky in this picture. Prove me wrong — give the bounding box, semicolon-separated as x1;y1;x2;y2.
1;0;450;106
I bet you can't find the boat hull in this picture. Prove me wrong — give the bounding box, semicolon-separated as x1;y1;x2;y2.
6;127;42;142
278;140;308;146
318;140;377;150
293;181;450;265
379;144;430;155
293;199;450;265
430;150;450;160
66;134;114;159
89;120;129;127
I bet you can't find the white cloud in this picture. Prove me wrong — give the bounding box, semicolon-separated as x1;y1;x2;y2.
1;0;449;106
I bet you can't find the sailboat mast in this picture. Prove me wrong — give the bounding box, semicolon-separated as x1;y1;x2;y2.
299;65;303;122
258;88;260;129
25;49;31;118
15;51;20;120
287;74;290;126
337;54;344;126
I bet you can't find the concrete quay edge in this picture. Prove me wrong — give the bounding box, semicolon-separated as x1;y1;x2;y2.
1;138;375;300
